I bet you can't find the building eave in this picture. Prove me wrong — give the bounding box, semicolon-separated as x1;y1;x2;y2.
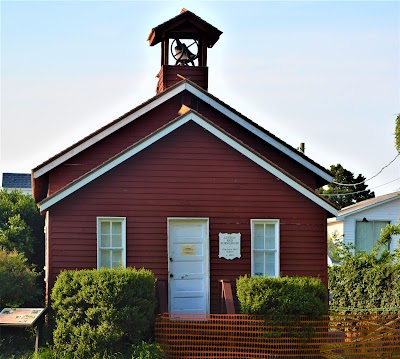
336;192;400;220
39;111;338;216
32;80;332;186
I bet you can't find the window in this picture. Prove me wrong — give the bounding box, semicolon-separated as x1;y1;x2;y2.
355;220;390;253
251;219;279;277
97;217;126;269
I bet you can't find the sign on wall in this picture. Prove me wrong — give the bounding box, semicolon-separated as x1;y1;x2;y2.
219;233;241;260
181;244;196;256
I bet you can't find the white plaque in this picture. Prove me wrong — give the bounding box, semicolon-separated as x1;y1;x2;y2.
219;233;241;259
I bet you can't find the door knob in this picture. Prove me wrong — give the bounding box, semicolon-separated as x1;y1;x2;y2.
170;274;173;278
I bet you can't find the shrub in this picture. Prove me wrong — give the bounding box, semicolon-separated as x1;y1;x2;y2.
236;275;328;344
329;222;400;313
51;267;157;358
131;342;164;359
0;248;42;308
236;275;328;316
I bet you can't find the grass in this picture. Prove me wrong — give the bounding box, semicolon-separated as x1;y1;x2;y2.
0;327;164;359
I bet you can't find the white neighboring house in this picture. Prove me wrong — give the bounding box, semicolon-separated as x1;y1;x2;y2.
328;191;400;258
1;173;32;195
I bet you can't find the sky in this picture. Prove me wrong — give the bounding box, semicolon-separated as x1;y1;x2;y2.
1;0;399;197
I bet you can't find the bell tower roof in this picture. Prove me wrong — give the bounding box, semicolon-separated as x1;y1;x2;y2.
147;8;222;48
148;9;222;94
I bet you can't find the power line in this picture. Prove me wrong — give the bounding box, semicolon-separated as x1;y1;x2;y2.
332;154;399;187
320;177;400;197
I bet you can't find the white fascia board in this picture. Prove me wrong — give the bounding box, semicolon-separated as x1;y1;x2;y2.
33;84;187;179
184;83;333;183
34;81;331;184
39;116;189;212
40;112;338;215
192;115;338;215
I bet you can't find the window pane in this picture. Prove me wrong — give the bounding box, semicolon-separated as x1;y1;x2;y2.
101;234;110;247
112;250;123;268
100;249;111;268
112;234;122;247
112;222;122;235
356;221;389;253
254;251;264;276
265;252;275;277
264;224;275;249
373;221;389;251
101;221;110;234
254;224;264;249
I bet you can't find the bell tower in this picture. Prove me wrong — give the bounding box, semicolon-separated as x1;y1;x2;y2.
148;9;222;94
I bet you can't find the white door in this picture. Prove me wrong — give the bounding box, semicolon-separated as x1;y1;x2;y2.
168;218;209;314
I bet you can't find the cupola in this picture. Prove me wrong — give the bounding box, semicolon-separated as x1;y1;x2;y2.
148;8;222;94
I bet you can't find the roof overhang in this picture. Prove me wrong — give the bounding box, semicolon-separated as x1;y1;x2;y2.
32;81;333;184
336;192;400;220
147;9;222;47
39;110;338;216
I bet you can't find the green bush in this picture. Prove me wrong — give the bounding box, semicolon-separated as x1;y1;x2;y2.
131;342;164;359
236;275;328;344
0;189;44;267
0;248;42;308
236;275;328;316
329;222;400;313
51;267;157;358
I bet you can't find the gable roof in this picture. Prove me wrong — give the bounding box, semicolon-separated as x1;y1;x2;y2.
32;79;333;185
2;173;31;189
336;191;400;220
147;8;222;47
39;110;338;215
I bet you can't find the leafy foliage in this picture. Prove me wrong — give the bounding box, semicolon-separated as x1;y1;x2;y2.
236;275;328;316
0;189;44;268
131;342;164;359
319;164;374;209
51;267;157;358
329;221;400;313
236;276;328;342
0;248;42;308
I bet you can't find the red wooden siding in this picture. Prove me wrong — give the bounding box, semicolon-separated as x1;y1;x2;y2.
156;65;208;93
47;91;324;197
47;121;328;311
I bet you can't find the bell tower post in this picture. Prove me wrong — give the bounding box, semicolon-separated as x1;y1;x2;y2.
148;8;222;94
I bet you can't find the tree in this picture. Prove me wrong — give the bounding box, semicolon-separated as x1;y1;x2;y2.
0;189;44;269
0;248;41;308
319;164;374;209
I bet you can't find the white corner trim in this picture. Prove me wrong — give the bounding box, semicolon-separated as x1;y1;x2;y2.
39;112;338;215
184;83;332;183
33;84;187;179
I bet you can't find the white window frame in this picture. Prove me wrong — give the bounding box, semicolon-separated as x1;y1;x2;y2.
97;217;126;269
251;219;280;277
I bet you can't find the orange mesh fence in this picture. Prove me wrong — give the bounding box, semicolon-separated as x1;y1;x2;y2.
155;313;400;358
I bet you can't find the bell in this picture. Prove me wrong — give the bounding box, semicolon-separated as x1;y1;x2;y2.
174;39;196;66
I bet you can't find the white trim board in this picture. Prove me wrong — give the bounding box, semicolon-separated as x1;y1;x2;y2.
33;82;332;183
336;195;400;220
39;111;338;215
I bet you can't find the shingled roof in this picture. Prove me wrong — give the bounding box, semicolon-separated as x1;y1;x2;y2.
336;191;400;219
2;173;31;189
